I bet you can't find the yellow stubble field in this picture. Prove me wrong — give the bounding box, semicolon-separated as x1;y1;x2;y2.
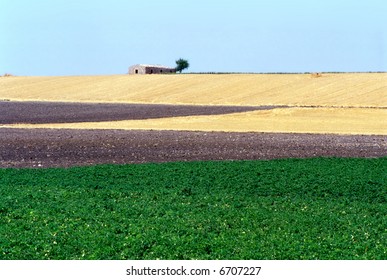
7;107;386;135
1;73;386;134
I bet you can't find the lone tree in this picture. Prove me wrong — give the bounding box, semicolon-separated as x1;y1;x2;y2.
175;58;189;73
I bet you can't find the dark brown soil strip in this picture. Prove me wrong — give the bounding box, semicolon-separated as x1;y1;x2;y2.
0;128;385;168
0;101;277;124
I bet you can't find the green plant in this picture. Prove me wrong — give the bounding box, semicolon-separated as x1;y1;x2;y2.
175;58;189;73
0;158;385;259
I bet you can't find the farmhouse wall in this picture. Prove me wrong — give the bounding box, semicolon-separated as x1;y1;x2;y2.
128;64;176;75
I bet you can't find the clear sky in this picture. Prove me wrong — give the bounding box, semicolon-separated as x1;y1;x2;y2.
1;0;386;76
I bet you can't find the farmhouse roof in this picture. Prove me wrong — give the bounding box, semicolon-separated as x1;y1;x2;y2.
133;64;175;68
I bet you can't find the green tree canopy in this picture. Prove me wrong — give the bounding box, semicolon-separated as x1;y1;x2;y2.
175;58;189;73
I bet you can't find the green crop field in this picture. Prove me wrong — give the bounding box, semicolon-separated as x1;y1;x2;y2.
0;158;386;260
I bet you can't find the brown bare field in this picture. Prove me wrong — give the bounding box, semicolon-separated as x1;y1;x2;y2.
0;101;269;124
1;73;386;107
1;128;385;168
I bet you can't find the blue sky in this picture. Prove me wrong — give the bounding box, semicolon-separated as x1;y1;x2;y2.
1;0;386;75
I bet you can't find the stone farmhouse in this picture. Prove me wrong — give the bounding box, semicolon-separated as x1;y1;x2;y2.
128;64;176;74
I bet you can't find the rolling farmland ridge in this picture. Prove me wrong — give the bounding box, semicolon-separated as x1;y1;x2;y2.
1;73;386;135
1;73;386;260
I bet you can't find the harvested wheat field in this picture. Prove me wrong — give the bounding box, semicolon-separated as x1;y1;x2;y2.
1;73;386;107
1;73;386;135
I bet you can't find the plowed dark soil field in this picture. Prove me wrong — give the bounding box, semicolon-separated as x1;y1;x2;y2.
0;101;272;124
0;128;385;168
0;101;385;168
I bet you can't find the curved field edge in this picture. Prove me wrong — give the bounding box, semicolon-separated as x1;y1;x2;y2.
0;157;386;260
6;107;387;135
1;73;386;107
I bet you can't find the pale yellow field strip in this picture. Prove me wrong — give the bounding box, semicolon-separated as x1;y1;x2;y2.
5;107;386;135
1;73;386;107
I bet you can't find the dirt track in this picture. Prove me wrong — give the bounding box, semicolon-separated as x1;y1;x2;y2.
0;128;385;168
